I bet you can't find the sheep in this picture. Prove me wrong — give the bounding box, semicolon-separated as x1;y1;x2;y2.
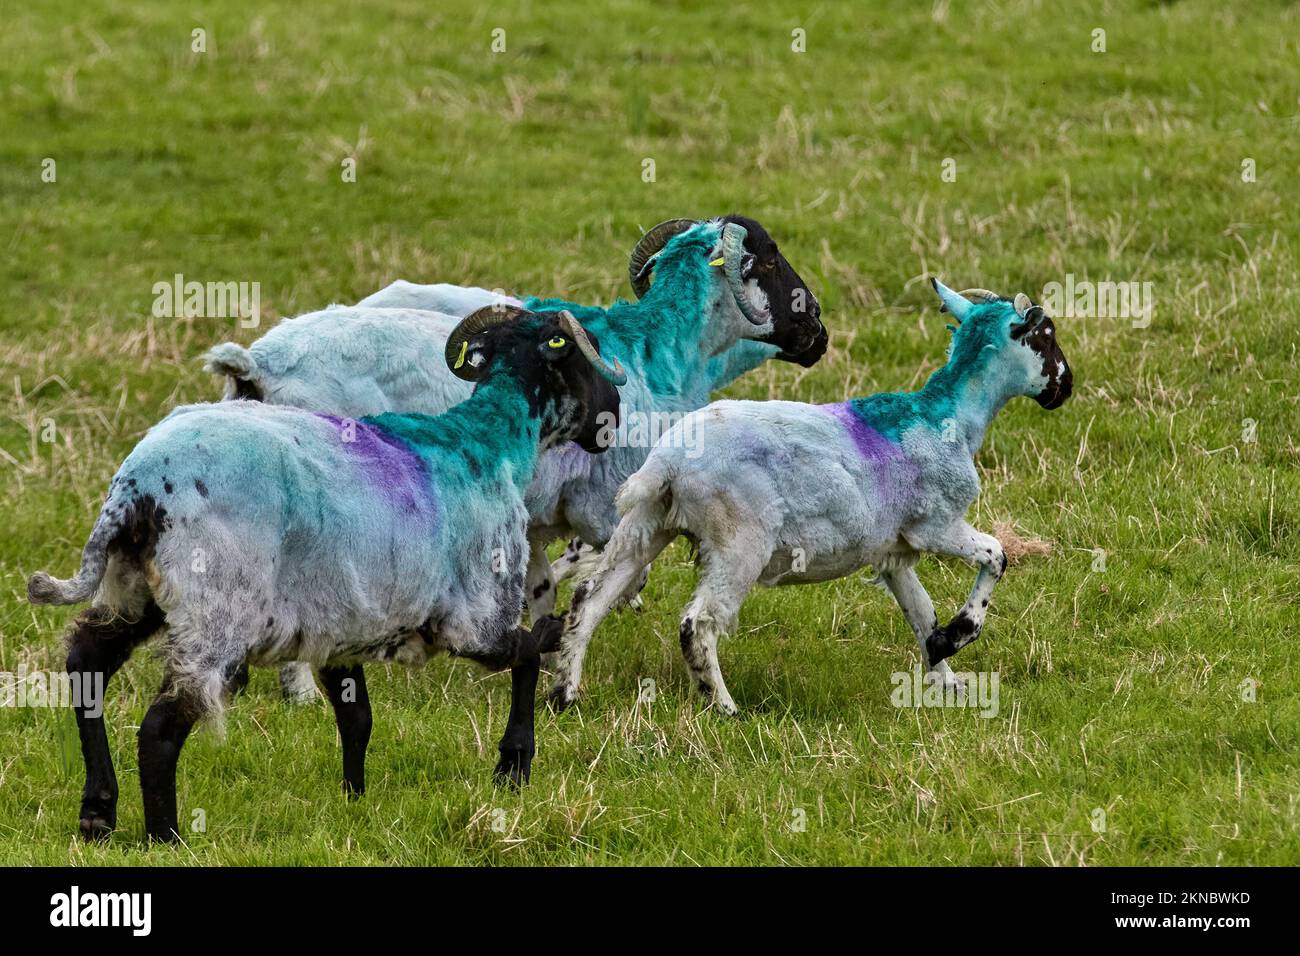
547;279;1073;714
207;306;476;416
27;307;625;843
548;333;828;593
208;218;824;430
207;216;826;699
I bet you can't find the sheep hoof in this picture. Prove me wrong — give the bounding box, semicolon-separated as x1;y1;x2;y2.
699;685;739;717
925;633;955;664
531;614;565;654
79;814;115;842
927;612;980;665
493;748;533;789
925;626;960;664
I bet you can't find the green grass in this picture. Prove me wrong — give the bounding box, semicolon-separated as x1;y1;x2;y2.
1;0;1297;865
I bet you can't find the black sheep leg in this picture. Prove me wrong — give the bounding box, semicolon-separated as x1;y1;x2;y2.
465;615;564;787
494;649;540;786
65;602;163;840
137;687;199;843
137;659;247;844
319;665;372;798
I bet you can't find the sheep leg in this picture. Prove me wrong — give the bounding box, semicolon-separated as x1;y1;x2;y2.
277;662;321;703
137;684;200;843
677;613;737;716
493;643;540;788
552;539;650;611
470;615;563;787
919;523;1006;664
65;602;163;840
549;537;587;584
547;531;674;711
623;566;650;611
524;528;559;620
319;665;372;798
677;544;767;716
879;566;964;690
229;660;251;696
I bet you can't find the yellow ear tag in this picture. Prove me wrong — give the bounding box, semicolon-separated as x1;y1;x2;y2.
709;257;725;267
548;336;567;349
454;339;469;369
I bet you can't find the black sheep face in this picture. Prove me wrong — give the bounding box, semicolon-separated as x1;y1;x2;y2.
458;311;624;453
722;214;825;363
1011;306;1073;410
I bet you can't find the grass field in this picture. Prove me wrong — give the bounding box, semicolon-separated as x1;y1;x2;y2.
1;0;1296;865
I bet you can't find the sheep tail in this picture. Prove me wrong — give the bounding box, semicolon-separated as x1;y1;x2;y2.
614;457;675;520
599;457;679;575
27;496;124;606
204;342;263;399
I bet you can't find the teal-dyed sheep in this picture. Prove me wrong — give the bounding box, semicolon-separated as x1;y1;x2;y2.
548;280;1074;713
28;308;624;843
207;216;826;699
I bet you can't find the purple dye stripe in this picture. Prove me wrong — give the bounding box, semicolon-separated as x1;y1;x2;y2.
824;403;899;461
822;403;914;508
315;415;436;516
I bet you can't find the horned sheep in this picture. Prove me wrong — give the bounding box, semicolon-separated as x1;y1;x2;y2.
206;216;827;700
548;280;1073;713
28;308;624;842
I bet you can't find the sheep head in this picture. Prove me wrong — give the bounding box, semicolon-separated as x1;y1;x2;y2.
930;278;1073;411
446;306;625;452
627;215;825;365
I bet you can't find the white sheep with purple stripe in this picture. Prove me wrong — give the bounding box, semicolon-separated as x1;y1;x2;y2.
548;280;1073;713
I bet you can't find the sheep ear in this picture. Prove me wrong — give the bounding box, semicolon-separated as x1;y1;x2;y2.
931;278;974;323
446;305;527;381
1013;293;1033;318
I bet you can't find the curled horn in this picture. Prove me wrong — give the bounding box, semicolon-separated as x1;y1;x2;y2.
720;222;766;325
559;310;627;385
939;288;1002;313
956;288;1001;304
628;219;698;298
445;304;528;381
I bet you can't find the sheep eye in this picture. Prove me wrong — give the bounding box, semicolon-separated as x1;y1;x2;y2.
548;336;567;349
